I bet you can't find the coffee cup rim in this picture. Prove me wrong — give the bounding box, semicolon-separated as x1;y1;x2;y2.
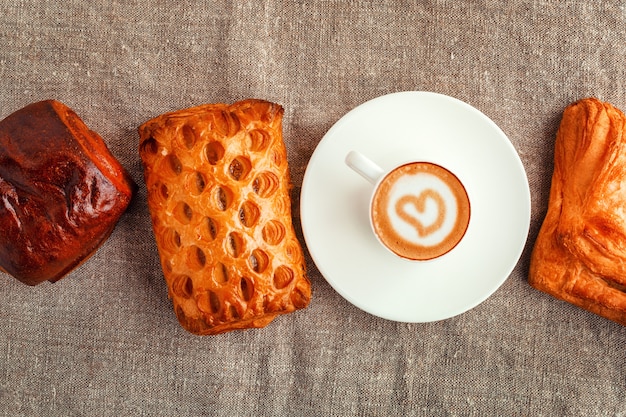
367;160;471;262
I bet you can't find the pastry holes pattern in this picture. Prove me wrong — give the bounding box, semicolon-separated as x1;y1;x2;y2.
240;276;254;301
209;291;221;314
226;232;245;258
188;172;206;195
205;141;225;165
249;249;269;273
213;110;241;137
271;150;283;166
159;183;169;201
172;274;193;299
149;182;169;206
198;291;221;314
164;154;183;176
262;220;286;245
203;216;218;241
201;217;219;241
213;262;229;284
188;245;206;270
252;171;279;198
173;201;193;224
284;240;303;263
275;196;289;214
246;129;270;152
213;185;233;211
162;228;182;252
229;305;241;320
239;200;260;228
273;265;294;289
181;124;197;149
229;156;252;181
140;137;159;155
291;287;309;309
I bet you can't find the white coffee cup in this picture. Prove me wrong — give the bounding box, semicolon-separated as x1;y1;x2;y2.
345;150;471;261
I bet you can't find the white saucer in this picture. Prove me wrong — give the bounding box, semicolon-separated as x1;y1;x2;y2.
300;91;531;323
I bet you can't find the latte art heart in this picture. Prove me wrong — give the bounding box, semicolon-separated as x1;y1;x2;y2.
395;191;446;237
371;162;470;260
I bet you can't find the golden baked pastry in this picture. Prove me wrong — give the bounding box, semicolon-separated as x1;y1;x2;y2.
138;99;311;335
0;100;135;285
529;98;626;325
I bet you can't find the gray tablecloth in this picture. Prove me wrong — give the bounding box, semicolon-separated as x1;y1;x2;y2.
1;1;625;416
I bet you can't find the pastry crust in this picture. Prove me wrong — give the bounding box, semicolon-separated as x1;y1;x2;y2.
0;100;135;285
138;99;311;335
529;98;626;325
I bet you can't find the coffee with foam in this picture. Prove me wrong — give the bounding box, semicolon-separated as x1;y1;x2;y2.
371;162;470;260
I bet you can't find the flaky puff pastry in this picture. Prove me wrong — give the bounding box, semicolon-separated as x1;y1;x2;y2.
138;99;311;335
529;98;626;325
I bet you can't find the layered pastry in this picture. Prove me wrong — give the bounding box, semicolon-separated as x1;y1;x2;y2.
138;99;311;335
529;98;626;325
0;100;135;285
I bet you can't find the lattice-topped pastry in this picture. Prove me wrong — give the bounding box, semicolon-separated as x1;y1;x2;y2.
138;99;311;335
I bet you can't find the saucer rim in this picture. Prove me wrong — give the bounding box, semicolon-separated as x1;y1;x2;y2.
299;91;531;323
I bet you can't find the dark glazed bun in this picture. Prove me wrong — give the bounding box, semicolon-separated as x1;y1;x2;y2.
0;100;135;285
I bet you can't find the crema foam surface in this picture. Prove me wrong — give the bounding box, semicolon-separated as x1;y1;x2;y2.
371;162;470;260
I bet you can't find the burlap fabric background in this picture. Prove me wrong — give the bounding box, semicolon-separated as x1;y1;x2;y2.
1;1;625;416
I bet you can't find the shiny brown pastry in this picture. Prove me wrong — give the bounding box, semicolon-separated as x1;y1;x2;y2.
529;98;626;325
138;99;311;335
0;100;135;286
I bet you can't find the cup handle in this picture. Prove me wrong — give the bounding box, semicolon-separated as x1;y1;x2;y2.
345;151;384;184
